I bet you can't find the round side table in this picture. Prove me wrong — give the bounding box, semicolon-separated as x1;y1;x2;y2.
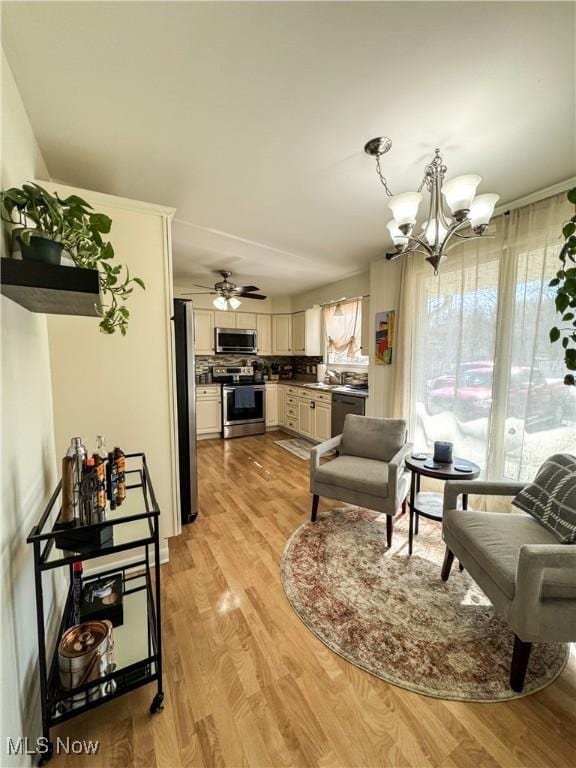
404;453;480;555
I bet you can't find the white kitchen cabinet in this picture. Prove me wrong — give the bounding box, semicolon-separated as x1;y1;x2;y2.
277;385;286;426
298;397;314;439
305;307;323;356
361;296;370;356
292;312;306;355
236;312;257;329
314;402;332;442
194;309;215;355
257;314;272;355
196;387;222;436
265;384;279;427
272;314;292;355
214;310;233;328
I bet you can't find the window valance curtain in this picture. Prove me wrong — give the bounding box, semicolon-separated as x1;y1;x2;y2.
324;299;361;357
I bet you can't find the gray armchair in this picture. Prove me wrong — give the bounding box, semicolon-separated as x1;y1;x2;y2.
310;415;412;547
441;479;576;692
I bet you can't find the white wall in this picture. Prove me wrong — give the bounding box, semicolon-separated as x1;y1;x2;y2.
46;183;178;545
290;271;369;313
1;52;58;766
366;258;402;417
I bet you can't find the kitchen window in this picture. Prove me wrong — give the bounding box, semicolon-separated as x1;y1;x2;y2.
324;298;369;367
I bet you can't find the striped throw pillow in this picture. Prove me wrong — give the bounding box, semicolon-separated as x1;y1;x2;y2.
512;453;576;544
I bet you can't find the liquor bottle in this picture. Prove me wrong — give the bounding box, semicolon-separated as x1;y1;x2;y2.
96;435;107;459
61;456;74;524
106;451;118;510
113;447;126;506
93;453;107;518
66;437;87;521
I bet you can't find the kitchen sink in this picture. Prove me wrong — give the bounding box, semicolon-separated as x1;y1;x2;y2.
302;383;338;390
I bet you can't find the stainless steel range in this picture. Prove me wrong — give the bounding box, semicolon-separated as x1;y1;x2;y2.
212;366;266;439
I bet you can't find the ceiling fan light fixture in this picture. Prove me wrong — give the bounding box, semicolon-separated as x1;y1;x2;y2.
228;296;241;310
213;295;227;310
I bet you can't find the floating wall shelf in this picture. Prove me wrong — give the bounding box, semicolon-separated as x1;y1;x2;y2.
0;258;101;317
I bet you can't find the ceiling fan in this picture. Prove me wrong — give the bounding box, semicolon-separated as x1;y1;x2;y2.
181;270;267;310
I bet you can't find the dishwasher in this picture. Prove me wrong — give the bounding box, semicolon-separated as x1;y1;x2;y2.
331;392;366;435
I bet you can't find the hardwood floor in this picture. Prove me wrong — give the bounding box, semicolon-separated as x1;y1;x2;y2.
53;431;575;768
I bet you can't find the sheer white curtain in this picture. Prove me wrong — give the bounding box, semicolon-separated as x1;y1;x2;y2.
324;299;361;358
394;192;575;486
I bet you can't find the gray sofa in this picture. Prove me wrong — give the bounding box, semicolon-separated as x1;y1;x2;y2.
310;415;412;547
441;479;576;692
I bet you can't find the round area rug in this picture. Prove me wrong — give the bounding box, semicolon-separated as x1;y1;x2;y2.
281;507;569;701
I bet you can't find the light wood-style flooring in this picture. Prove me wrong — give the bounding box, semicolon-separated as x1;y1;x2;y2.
53;431;575;767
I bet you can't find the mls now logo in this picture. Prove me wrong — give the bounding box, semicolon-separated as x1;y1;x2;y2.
7;737;100;756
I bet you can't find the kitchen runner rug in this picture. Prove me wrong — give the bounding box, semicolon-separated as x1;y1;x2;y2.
274;437;335;460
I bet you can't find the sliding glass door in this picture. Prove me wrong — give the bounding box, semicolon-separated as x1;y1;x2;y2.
410;193;575;481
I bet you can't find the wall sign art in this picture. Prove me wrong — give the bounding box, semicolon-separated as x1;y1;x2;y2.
375;310;395;365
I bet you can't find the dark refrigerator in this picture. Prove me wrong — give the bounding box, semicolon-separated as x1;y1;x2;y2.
173;299;199;524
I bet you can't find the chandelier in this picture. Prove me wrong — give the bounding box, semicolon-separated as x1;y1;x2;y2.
364;137;499;273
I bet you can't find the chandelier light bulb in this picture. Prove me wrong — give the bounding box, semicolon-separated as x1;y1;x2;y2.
228;296;241;310
422;219;450;246
469;193;499;229
213;295;227;310
387;192;422;228
386;220;407;247
442;174;482;215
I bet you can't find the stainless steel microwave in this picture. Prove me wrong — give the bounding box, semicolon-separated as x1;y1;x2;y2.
215;327;257;354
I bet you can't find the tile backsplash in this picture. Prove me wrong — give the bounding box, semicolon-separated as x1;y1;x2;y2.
195;354;368;386
195;354;322;376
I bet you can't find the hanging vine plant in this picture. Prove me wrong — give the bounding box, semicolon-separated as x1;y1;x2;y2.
1;183;144;335
549;187;576;386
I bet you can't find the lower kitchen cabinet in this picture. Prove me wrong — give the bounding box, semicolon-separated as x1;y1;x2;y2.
298;397;314;439
265;384;279;427
196;387;222;436
314;402;332;442
277;384;286;426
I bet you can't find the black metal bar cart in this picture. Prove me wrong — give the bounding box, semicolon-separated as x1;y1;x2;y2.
27;453;164;765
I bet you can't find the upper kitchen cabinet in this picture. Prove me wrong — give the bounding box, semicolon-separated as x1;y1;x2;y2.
292;312;306;355
214;309;232;328
194;309;215;354
272;314;292;355
304;307;322;356
256;314;272;355
235;312;257;329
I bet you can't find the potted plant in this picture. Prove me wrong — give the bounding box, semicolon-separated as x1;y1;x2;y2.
1;183;144;335
549;187;576;386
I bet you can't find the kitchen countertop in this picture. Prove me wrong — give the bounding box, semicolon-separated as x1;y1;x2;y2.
197;379;369;398
273;380;369;398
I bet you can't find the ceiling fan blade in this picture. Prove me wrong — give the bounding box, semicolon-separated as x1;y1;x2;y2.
192;283;216;290
234;285;260;294
241;293;267;300
179;291;217;296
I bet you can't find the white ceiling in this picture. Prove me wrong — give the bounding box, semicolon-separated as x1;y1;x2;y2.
3;2;575;295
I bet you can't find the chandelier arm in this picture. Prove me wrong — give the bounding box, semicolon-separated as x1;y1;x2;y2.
402;233;433;255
